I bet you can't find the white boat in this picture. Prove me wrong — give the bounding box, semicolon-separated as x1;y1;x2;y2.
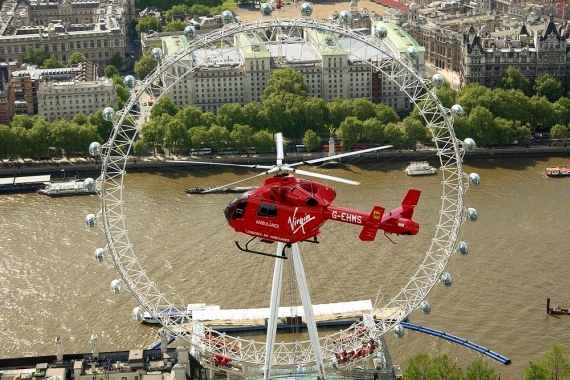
36;178;96;196
142;303;220;325
405;161;437;176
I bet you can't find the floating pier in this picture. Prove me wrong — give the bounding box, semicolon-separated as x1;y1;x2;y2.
401;322;511;365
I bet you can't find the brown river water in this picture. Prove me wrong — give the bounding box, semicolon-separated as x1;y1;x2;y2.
1;153;569;378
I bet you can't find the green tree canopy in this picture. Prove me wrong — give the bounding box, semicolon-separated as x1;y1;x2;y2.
262;67;307;99
43;56;65;69
135;16;162;35
104;65;120;78
68;51;87;66
24;45;48;66
134;55;158;80
164;20;187;32
302;129;321;152
150;96;179;119
534;75;564;102
498;66;530;95
110;53;123;70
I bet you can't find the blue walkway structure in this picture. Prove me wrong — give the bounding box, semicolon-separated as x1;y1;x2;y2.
149;335;175;350
401;322;511;365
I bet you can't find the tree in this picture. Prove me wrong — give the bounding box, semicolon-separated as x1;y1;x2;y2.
468;106;496;147
433;355;463;380
115;84;130;109
71;113;89;125
375;103;399;125
404;354;436;380
24;45;48;66
435;84;456;109
110;53;123;70
534;75;564;102
164;5;191;21
189;126;209;150
135;16;162;34
337;116;364;150
230;124;254;155
163;114;189;154
164;20;187;32
403;116;428;149
383;122;405;149
498;66;530;95
43;56;65;68
464;359;495;380
140;119;165;156
88;109;114;140
177;105;205;129
26;119;52;159
351;98;377;122
362;118;384;145
302;129;320;152
456;83;493;116
550;124;569;141
243;102;268;132
207;124;230;153
104;65;120;78
68;51;86;65
134;55;157;80
253;130;274;153
327;98;353;129
531;342;570;380
216;103;245;130
524;362;549;380
262;67;307;99
150;96;178;119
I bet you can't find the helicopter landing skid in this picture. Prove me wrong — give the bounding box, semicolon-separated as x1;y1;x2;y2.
235;238;288;259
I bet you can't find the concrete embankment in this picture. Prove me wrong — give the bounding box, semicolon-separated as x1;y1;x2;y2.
1;145;569;177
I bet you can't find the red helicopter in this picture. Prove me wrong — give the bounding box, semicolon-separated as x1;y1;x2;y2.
171;133;421;258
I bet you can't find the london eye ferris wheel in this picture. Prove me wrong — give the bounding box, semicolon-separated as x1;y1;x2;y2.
85;5;481;379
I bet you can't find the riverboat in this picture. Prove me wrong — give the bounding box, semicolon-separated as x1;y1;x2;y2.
0;175;51;194
36;178;96;196
548;306;570;315
185;186;256;194
405;161;437;176
545;166;570;177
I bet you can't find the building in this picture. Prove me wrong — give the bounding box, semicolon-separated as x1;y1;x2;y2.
0;62;15;124
0;0;134;75
159;20;424;116
11;61;98;117
37;77;116;121
463;16;568;87
400;1;570;89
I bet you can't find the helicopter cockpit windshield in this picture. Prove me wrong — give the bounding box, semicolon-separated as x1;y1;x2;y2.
224;191;250;221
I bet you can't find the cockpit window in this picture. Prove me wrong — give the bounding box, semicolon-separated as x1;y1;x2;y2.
257;204;278;217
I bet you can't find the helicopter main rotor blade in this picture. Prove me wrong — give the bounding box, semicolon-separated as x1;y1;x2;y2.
290;145;394;167
276;132;284;166
167;160;274;170
285;167;360;185
201;167;280;194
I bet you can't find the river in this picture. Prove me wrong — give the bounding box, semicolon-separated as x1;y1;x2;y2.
1;153;569;378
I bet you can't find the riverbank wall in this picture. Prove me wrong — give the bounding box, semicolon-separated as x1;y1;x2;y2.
1;145;569;177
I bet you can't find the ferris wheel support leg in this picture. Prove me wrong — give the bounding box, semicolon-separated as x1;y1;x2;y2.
264;242;286;380
291;243;326;379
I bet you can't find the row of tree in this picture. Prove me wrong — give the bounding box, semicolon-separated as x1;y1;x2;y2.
2;64;570;160
0;114;108;160
402;343;570;380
